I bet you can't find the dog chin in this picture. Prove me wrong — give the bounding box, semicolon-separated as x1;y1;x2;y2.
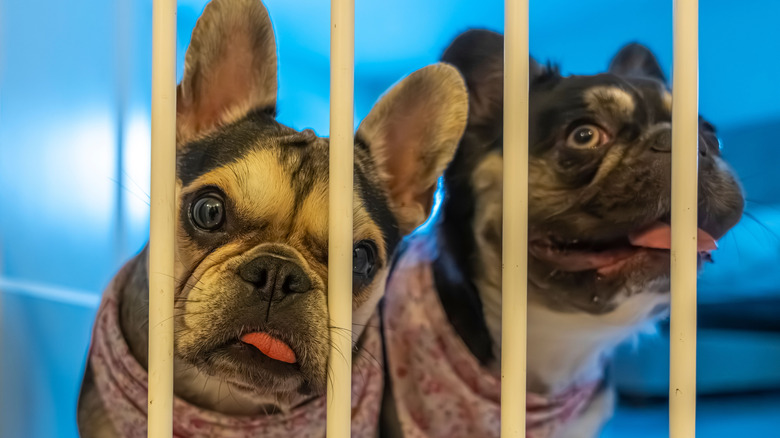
527;250;675;314
223;374;314;403
184;343;324;400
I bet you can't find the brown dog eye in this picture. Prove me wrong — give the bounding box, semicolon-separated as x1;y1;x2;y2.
353;241;377;278
566;124;608;149
191;194;225;231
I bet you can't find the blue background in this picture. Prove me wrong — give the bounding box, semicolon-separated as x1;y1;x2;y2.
1;0;779;436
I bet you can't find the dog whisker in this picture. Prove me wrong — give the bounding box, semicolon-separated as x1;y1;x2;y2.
107;176;151;207
121;169;152;201
743;210;780;242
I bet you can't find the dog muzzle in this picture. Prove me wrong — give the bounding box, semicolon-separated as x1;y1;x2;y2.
83;264;383;437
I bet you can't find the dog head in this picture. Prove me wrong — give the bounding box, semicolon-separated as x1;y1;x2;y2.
439;30;743;317
171;0;467;404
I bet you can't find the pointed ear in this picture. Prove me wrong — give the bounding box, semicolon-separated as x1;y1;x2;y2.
441;29;545;128
176;0;277;144
609;42;667;84
357;63;468;234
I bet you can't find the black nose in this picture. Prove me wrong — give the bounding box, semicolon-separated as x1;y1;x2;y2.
648;127;707;156
239;255;311;299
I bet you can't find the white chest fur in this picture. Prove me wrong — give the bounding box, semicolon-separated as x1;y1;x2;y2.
469;151;670;393
476;278;669;394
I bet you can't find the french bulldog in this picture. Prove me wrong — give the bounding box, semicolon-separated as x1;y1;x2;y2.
380;30;744;438
77;0;468;436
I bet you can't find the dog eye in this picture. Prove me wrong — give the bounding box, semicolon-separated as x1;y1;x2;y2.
191;193;225;231
566;124;608;149
353;241;377;278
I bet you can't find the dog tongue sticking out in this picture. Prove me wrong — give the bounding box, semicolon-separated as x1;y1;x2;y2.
240;332;297;364
629;221;718;252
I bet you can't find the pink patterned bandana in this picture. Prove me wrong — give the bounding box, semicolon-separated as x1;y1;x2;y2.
86;266;383;438
383;236;600;438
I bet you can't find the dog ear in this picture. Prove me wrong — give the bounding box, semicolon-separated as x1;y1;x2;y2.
176;0;277;144
356;63;468;234
609;42;667;84
441;29;544;129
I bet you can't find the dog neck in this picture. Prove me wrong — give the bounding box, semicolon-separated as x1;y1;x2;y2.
437;150;670;395
118;248;299;415
172;358;298;415
472;258;668;394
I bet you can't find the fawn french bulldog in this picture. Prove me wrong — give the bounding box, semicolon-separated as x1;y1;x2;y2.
77;0;467;436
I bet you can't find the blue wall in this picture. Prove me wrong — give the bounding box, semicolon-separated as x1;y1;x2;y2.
1;0;779;436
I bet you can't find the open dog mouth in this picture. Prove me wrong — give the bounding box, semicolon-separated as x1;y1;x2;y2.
530;221;719;275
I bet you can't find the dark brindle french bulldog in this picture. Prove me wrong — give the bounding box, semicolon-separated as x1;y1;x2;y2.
77;0;467;436
380;30;744;437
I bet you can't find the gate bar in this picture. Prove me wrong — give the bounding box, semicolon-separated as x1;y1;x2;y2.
148;0;177;436
327;0;355;435
669;0;699;436
501;0;530;436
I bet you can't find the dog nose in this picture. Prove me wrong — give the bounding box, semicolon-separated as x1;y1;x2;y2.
649;128;707;156
239;255;311;299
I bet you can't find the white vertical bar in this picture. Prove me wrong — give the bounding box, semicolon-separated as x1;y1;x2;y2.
327;0;354;435
148;0;176;436
669;0;699;437
501;0;530;436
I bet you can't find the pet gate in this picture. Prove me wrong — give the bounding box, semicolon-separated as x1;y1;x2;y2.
146;0;702;436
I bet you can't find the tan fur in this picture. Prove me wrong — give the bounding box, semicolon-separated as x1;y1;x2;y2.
168;60;467;410
662;91;673;112
357;63;468;234
585;86;636;120
470;153;504;366
472;153;669;438
188;148;298;227
470;152;669;425
588;143;628;186
177;0;277;143
79;0;468;430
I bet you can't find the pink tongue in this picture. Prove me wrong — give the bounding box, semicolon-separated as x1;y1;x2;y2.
628;222;718;252
240;332;297;364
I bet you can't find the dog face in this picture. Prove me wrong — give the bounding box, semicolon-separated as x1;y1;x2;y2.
440;30;743;316
171;0;467;402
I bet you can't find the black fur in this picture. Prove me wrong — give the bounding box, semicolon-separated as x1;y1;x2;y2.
608;42;667;83
435;30;744;362
431;235;494;364
177;115;402;264
178;108;288;186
